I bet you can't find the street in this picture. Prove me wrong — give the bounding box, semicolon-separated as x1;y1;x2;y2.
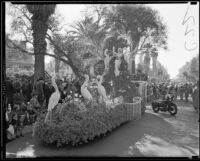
6;99;199;158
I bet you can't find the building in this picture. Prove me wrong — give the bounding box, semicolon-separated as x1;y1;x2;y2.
6;40;34;71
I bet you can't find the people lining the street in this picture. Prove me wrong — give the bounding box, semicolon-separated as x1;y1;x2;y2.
146;81;198;104
6;72;199;142
5;74;84;141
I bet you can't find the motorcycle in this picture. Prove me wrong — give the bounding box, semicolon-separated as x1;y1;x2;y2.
151;94;178;116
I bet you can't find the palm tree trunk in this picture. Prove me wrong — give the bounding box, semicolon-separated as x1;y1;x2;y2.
32;14;48;83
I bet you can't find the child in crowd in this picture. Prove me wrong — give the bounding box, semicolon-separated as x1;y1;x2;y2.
12;104;25;138
29;92;41;137
6;104;15;142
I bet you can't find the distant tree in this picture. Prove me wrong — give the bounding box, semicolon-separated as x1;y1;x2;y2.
149;61;170;81
178;55;199;82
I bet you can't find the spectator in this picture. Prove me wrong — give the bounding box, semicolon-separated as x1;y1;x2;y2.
6;104;15;142
192;81;199;112
15;103;26;137
44;81;55;107
179;84;185;101
27;102;36;125
27;79;32;102
184;83;189;102
174;84;178;100
30;92;41;113
30;92;41;137
34;77;45;106
188;83;193;97
13;88;25;106
21;79;29;103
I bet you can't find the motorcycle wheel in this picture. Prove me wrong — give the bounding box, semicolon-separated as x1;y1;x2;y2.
152;104;159;113
168;104;178;116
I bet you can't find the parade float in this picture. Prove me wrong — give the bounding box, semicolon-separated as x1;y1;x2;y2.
34;47;148;147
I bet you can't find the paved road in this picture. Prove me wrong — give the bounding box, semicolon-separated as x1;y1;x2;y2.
6;100;199;158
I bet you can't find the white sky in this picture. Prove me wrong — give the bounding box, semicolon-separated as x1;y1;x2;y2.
6;3;199;79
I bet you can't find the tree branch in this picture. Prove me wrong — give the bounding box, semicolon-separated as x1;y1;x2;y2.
7;38;33;55
46;33;69;58
22;31;33;45
16;16;32;31
45;33;83;76
6;38;81;75
13;5;32;23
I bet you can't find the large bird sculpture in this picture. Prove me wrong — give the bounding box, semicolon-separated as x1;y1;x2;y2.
44;75;60;124
81;74;93;101
97;75;108;102
123;47;130;65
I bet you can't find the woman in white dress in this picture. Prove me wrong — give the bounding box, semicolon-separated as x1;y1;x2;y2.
114;48;123;77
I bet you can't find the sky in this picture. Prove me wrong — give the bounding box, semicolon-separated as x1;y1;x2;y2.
6;3;199;79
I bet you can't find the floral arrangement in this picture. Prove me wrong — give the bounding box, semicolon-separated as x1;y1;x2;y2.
35;101;129;147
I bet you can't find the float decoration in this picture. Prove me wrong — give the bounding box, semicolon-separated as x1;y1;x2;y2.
35;46;146;147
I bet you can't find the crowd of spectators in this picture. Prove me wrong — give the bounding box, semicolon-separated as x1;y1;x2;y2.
5;75;83;142
147;81;199;109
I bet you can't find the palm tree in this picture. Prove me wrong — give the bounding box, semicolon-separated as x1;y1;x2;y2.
70;16;107;76
71;16;107;57
26;4;56;83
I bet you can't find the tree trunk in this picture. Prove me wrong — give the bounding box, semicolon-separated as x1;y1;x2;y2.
144;53;151;75
131;58;136;74
152;56;157;76
129;33;140;75
32;14;48;84
34;53;45;81
55;58;60;74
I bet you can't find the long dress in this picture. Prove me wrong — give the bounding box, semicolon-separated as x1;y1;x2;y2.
114;58;121;77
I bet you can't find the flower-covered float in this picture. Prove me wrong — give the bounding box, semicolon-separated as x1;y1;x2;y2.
34;47;148;147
